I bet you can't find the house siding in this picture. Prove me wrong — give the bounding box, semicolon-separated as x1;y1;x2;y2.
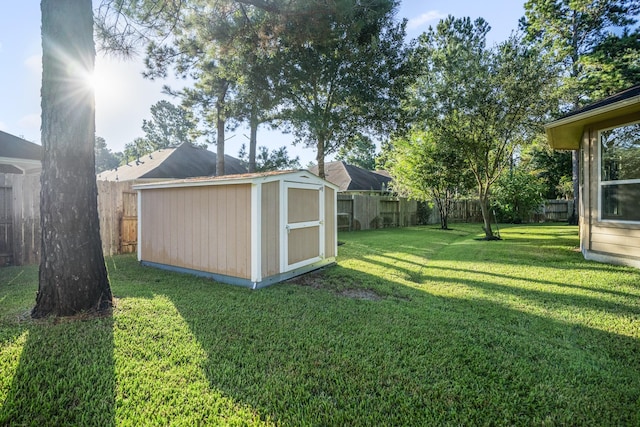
582;115;640;266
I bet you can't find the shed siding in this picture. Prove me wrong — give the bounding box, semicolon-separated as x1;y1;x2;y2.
261;181;280;278
582;119;640;263
288;226;320;265
288;188;320;223
141;184;252;278
324;187;336;258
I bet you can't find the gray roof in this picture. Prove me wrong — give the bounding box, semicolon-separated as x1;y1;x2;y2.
308;161;391;192
561;85;640;119
0;130;42;174
97;143;247;182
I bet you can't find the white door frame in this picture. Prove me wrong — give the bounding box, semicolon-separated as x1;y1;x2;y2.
280;181;324;272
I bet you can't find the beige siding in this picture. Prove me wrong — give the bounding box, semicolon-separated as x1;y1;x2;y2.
141;184;252;279
324;187;336;258
288;226;320;265
288;188;319;223
261;181;280;278
582;118;640;262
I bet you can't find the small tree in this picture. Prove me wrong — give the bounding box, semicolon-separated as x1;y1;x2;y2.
385;130;473;230
406;16;554;239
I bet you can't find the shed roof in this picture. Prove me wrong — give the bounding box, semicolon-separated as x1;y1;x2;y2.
545;85;640;150
308;161;391;192
133;169;338;191
97;143;247;182
0;130;42;174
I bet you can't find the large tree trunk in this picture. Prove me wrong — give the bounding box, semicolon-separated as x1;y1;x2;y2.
33;0;112;318
216;113;225;176
569;150;579;225
316;136;326;179
215;81;229;176
248;104;258;173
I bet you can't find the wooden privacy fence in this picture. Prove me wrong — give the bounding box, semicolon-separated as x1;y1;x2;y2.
0;174;39;266
337;196;574;231
0;173;136;266
337;194;418;231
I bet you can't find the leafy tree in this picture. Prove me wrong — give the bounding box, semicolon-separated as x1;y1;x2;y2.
581;29;640;100
274;0;407;178
141;100;199;148
34;0;112;318
238;144;300;172
336;135;378;170
120;100;200;163
385;129;473;230
122;137;154;163
406;16;554;239
97;0;407;178
492;169;545;223
521;141;572;199
95;136;122;173
520;0;640;223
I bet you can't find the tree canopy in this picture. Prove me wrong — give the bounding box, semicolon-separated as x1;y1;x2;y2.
401;16;554;238
96;0;407;177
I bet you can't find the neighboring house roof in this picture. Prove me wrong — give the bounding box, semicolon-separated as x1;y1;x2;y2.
545;85;640;150
97;143;247;182
308;161;391;192
0;130;42;174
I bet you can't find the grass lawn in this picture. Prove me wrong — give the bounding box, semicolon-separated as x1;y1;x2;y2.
1;223;639;425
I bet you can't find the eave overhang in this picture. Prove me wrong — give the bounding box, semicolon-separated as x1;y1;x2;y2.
545;94;640;150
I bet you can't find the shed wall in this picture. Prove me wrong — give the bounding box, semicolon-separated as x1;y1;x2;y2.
325;187;336;258
140;184;252;279
261;181;280;278
582;114;640;264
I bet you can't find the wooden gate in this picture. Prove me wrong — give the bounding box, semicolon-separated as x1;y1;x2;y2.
0;187;12;266
283;182;324;272
119;191;137;253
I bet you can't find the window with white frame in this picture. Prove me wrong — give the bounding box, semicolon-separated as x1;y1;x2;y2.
599;122;640;222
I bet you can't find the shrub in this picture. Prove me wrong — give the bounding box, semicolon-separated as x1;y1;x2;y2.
492;170;545;223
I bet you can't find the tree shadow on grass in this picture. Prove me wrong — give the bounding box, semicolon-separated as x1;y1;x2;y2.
129;263;640;426
0;315;115;426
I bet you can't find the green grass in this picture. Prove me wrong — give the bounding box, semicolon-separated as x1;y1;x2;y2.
1;223;639;426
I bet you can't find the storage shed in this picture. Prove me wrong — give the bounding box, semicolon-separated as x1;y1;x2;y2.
133;170;338;288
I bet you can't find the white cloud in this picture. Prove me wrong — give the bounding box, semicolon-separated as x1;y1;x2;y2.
0;121;7;131
407;10;447;30
18;114;41;131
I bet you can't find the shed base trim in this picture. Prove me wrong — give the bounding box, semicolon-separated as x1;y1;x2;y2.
583;249;640;269
140;258;337;289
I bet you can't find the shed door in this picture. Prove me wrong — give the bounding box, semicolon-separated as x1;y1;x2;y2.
283;182;324;272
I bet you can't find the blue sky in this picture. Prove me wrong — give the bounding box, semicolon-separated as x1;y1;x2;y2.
0;1;524;165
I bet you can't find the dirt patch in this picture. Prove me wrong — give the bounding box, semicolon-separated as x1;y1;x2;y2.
287;272;326;289
288;272;383;301
338;289;382;301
